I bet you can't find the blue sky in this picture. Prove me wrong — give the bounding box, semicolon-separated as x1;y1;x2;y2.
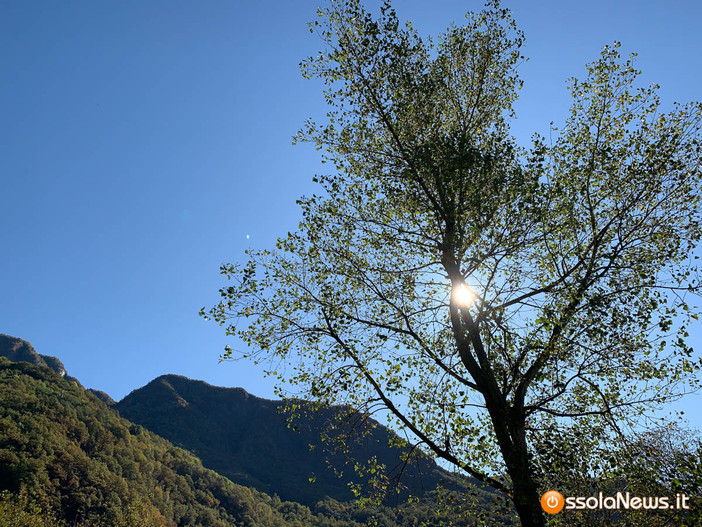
2;0;701;431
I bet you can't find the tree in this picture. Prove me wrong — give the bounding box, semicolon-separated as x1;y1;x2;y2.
202;1;702;525
544;425;702;526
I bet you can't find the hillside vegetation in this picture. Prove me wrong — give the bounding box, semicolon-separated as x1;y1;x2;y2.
0;345;512;525
117;375;481;507
0;357;304;525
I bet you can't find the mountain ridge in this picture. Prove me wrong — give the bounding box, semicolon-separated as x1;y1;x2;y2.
116;372;473;507
0;333;82;386
0;334;473;505
0;356;305;526
0;334;512;524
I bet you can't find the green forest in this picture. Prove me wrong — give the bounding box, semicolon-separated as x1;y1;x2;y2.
0;356;514;526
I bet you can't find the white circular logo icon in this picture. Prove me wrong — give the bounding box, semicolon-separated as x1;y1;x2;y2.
541;490;565;514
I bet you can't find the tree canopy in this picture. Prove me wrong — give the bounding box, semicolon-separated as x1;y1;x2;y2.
203;1;702;525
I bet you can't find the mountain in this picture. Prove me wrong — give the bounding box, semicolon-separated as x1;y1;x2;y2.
0;356;312;526
0;334;82;386
0;333;114;406
88;388;117;406
0;335;514;525
116;375;474;507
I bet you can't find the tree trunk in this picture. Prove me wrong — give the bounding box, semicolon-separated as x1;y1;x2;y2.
510;465;546;526
486;399;546;526
508;422;545;525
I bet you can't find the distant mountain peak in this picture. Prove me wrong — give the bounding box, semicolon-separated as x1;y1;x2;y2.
0;334;62;373
117;373;470;507
0;334;84;388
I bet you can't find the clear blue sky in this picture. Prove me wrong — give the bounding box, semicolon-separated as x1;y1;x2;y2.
2;0;701;430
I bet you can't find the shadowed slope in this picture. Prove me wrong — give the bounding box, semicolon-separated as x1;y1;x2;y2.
117;374;473;507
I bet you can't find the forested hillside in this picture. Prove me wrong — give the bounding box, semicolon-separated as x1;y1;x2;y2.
0;357;310;525
0;336;513;526
117;375;482;507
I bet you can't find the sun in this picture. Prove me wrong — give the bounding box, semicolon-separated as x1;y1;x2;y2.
453;283;476;308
